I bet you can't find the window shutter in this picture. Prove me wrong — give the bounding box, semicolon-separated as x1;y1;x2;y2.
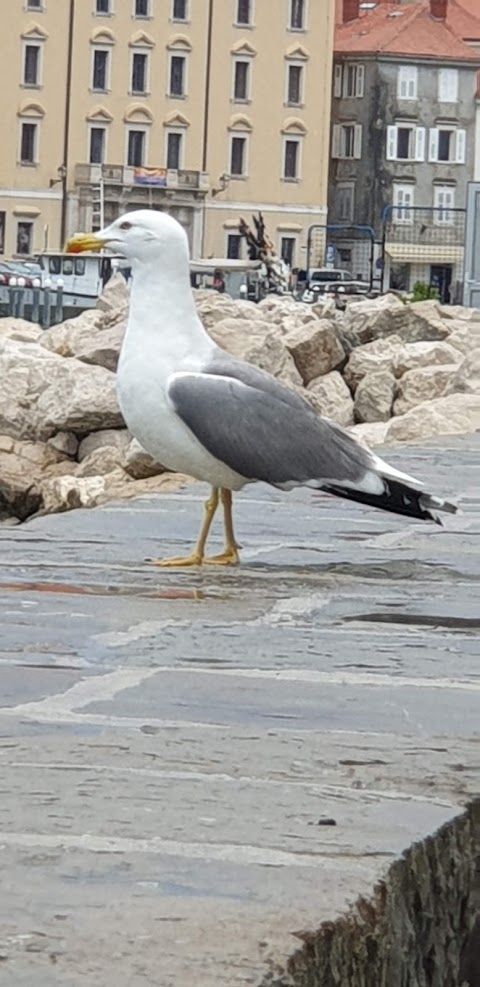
333;64;342;98
355;64;365;98
428;128;439;162
331;124;341;158
408;68;417;99
386;125;397;161
455;129;466;164
353;124;362;159
415;127;425;162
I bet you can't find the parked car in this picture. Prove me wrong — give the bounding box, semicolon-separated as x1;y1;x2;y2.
302;279;376;306
306;267;353;287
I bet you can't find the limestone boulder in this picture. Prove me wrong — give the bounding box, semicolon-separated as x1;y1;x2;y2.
123;438;166;479
47;431;79;457
95;272;130;315
393;365;458;416
196;296;247;329
392;341;462;378
306;371;354;426
354;370;396;423
76;447;128;478
39;473;114;514
386;394;480;443
438;304;480;322
345;294;449;345
447;325;480;357
0;338;123;441
209;317;302;388
349;421;389;449
41;311;125;372
343;335;404;392
284;320;345;384
311;298;337;320
0;434;69;521
0;317;42;343
78;428;130;462
444;351;480;396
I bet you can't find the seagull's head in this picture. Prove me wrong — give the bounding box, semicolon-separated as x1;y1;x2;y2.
66;209;190;265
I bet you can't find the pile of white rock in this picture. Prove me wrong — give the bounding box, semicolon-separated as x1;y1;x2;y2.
1;275;479;522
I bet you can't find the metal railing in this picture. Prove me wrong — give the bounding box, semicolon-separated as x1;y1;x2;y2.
306;223;376;288
2;276;65;328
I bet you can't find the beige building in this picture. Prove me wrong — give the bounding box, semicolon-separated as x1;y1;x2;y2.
1;0;334;266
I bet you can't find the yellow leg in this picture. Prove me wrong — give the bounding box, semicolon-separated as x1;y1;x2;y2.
150;487;219;568
204;489;240;566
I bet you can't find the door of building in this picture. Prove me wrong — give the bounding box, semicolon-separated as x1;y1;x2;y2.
430;265;452;304
463;181;480;308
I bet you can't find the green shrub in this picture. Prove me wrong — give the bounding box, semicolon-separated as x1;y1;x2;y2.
411;281;439;303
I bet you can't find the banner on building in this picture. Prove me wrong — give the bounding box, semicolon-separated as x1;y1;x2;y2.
133;167;167;186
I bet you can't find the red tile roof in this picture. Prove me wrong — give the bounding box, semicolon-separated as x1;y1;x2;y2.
335;1;480;60
447;0;480;41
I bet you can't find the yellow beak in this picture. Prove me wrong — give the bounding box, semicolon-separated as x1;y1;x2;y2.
65;233;107;254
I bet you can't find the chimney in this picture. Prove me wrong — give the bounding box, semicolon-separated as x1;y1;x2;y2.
343;0;360;23
430;0;447;19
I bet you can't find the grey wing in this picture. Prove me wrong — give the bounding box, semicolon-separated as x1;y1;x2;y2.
167;364;379;490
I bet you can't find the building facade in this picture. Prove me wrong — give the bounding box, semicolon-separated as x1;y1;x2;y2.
0;0;335;266
328;0;480;300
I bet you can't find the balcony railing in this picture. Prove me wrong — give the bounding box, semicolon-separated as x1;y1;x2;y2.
74;163;209;191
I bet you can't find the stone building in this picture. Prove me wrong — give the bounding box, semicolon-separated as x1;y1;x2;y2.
329;0;480;300
0;0;335;266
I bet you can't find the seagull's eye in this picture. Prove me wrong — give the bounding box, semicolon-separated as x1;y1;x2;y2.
120;221;132;230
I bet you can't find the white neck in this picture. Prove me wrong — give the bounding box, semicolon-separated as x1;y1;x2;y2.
125;249;213;359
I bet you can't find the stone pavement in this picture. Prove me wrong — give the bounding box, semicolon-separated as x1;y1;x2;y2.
0;436;479;986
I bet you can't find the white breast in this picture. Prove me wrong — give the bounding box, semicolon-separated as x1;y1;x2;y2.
116;339;246;490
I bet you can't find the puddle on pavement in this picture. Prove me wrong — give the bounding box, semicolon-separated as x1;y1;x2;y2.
0;581;205;602
343;613;480;631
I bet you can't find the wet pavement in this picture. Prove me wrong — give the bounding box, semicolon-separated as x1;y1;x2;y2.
0;435;479;986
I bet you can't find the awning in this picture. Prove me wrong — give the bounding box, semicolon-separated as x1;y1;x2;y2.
385;243;464;264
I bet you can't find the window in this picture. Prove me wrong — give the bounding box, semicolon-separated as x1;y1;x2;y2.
131;52;148;93
23;45;41;86
332;123;362;159
92;49;109;90
236;0;252;25
333;63;364;98
0;212;5;254
290;0;306;29
397;65;417;100
233;60;250;101
227;234;242;259
96;0;111;12
438;68;458;103
280;237;296;266
343;63;364;98
127;129;146;166
335;182;355;222
169;55;186;96
434;185;455;224
166;130;183;169
429;127;466;164
386;124;425;161
172;0;188;19
287;64;303;105
230;135;247;176
27;0;42;7
17;222;33;255
89;127;106;164
134;0;150;15
20;122;37;163
283;138;301;179
392;183;414;224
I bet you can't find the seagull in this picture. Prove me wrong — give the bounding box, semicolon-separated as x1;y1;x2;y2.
68;210;457;567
